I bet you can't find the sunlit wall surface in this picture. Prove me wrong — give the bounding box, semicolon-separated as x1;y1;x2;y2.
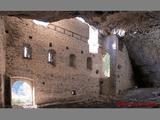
76;17;99;54
88;26;99;54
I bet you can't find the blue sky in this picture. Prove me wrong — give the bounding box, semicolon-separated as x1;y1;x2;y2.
12;81;32;97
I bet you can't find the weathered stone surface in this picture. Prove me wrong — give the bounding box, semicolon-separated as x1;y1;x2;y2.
125;28;160;87
4;16;101;105
1;11;160;107
0;17;6;107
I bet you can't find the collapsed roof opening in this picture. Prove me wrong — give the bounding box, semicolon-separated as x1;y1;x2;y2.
76;17;99;54
33;19;49;27
112;28;126;37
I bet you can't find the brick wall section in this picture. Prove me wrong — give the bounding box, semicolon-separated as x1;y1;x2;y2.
0;17;6;107
116;39;134;94
52;18;89;39
4;17;101;105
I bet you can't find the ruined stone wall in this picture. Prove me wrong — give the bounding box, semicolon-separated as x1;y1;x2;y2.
0;17;6;107
99;35;118;96
125;28;160;87
101;35;134;96
116;39;134;94
52;18;89;38
4;16;101;105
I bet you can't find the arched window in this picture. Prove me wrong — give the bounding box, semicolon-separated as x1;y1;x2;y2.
87;57;92;70
48;49;56;66
12;80;33;107
23;43;32;59
69;54;76;67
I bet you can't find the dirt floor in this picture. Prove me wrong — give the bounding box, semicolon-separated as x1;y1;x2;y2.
40;88;160;108
11;88;160;108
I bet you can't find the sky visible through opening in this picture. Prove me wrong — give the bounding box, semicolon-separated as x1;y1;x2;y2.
33;17;99;53
12;81;32;106
76;17;99;54
33;20;49;27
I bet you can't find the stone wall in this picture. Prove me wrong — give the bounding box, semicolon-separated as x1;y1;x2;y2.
0;15;136;107
99;35;117;96
101;35;134;96
116;38;134;94
0;17;6;107
125;28;160;87
4;16;101;105
52;18;89;38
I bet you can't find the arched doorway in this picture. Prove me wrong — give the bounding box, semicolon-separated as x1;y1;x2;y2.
11;78;35;108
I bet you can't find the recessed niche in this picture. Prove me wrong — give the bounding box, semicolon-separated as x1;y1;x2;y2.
100;81;103;84
51;74;54;77
5;30;9;33
29;36;32;39
69;54;76;67
117;64;122;69
96;70;99;74
87;57;92;70
49;42;52;47
81;50;84;54
66;46;69;50
71;90;76;95
42;82;45;85
117;75;120;78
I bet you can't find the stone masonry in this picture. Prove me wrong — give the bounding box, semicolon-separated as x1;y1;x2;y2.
0;16;134;107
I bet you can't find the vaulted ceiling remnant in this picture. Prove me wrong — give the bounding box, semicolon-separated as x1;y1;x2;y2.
0;11;160;33
0;11;120;34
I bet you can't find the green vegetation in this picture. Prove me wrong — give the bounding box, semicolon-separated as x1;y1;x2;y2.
103;53;110;77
